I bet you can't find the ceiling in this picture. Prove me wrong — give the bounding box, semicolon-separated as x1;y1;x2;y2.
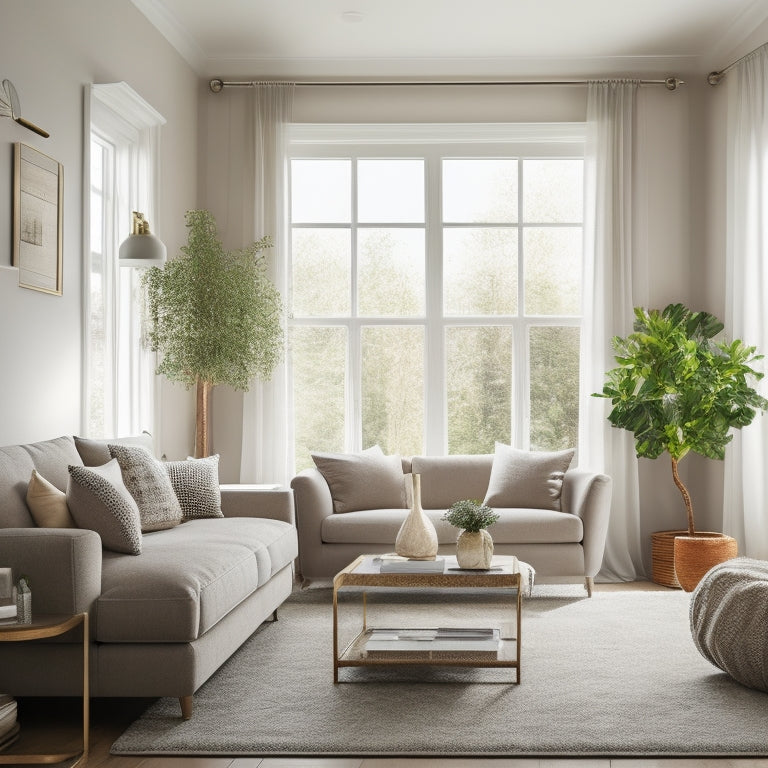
132;0;768;80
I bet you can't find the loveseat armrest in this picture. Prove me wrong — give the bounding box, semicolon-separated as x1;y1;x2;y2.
562;470;612;578
0;528;102;615
290;468;335;578
219;485;295;525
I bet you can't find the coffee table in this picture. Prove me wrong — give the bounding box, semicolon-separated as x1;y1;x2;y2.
332;554;522;683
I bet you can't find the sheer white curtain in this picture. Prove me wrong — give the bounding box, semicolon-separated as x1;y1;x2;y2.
239;83;295;484
723;44;768;558
579;80;646;580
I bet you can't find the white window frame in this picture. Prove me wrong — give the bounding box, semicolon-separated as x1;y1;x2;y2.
83;83;165;438
288;123;586;458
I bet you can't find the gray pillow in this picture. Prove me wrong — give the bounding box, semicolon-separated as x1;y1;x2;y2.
75;432;154;466
165;455;223;519
67;460;143;555
311;446;407;514
483;443;574;511
108;444;183;532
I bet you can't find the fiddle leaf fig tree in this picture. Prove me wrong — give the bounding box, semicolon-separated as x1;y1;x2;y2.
143;209;283;457
595;303;768;536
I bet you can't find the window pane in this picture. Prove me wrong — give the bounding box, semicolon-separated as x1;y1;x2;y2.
529;326;580;451
291;159;351;223
358;159;424;223
443;159;518;223
362;326;424;455
523;159;583;223
524;227;582;315
292;228;350;316
446;326;512;453
358;228;425;316
292;326;347;471
443;227;517;316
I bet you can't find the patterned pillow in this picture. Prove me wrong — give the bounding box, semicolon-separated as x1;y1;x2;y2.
108;445;183;532
26;469;76;528
67;460;142;555
164;455;223;520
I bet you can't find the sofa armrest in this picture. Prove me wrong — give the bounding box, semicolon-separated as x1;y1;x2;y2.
219;485;295;525
290;468;334;578
562;470;612;578
0;528;102;615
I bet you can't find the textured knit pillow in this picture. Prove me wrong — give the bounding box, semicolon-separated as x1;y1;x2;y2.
483;442;574;511
67;460;142;555
311;445;407;514
26;469;76;528
108;444;183;532
164;455;223;520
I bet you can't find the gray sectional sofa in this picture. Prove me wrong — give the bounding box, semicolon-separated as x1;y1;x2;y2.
0;434;297;719
292;447;612;595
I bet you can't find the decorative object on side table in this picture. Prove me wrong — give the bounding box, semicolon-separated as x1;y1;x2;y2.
0;570;15;623
594;303;768;591
15;576;30;624
395;473;438;560
443;499;500;569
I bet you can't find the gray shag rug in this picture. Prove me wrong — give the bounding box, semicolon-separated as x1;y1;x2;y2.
111;586;768;757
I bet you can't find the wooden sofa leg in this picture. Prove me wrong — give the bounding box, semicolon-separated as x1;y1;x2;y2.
585;577;594;598
179;695;193;720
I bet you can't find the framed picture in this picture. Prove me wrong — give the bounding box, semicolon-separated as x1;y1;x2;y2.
13;142;63;295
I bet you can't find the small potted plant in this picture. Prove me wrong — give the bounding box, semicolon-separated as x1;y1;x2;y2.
442;500;500;569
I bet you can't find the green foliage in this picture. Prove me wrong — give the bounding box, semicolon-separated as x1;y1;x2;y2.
595;304;767;462
442;499;500;533
142;210;283;391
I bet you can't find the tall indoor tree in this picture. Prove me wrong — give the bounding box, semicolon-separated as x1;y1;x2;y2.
143;209;283;458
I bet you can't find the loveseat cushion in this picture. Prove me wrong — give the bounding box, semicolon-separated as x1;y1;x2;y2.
321;507;583;545
96;518;297;643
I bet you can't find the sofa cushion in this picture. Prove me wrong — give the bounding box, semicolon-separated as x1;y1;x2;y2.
411;454;493;509
26;469;76;528
321;507;583;545
483;443;574;511
311;446;407;514
164;455;223;519
96;518;297;643
66;460;143;555
0;436;83;528
108;444;183;532
74;432;154;466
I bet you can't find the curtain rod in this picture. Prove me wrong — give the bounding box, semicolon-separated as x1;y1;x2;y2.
708;42;767;85
209;77;685;92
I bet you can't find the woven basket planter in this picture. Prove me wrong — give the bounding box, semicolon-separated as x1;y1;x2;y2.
651;530;686;588
674;533;738;592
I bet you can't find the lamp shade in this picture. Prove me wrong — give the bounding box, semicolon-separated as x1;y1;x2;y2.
119;211;166;268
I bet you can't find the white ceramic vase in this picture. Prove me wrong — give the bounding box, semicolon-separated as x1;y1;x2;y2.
456;529;494;569
395;473;438;560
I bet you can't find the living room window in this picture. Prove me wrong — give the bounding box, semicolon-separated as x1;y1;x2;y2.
288;124;584;471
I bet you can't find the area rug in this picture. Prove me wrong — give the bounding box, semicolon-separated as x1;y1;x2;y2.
111;587;768;757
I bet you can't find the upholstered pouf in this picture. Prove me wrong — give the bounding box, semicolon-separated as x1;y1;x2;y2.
690;557;768;692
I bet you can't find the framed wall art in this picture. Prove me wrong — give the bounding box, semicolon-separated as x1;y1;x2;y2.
13;142;63;295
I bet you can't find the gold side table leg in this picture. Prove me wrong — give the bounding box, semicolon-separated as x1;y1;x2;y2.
333;584;339;684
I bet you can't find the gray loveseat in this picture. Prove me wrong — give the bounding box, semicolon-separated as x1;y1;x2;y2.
292;450;611;595
0;434;297;719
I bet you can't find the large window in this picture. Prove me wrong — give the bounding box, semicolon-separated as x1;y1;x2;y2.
289;125;584;471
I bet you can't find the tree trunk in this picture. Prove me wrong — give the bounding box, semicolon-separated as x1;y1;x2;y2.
670;455;695;536
195;379;213;458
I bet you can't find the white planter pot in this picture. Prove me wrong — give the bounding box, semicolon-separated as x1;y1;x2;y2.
456;529;494;569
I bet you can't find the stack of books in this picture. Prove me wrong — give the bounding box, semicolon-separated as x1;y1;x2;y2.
377;556;446;574
365;627;500;658
0;696;18;752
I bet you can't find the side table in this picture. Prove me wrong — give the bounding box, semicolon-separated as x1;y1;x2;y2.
0;613;88;766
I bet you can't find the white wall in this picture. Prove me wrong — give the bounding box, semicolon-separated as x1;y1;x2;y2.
0;0;198;449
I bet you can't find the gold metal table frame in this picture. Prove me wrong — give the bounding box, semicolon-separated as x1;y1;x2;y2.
332;554;522;684
0;613;89;766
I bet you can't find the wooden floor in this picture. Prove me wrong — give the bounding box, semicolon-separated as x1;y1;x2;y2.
6;581;768;768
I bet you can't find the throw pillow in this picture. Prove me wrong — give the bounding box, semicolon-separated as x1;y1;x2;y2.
164;455;223;520
311;445;407;514
66;460;142;555
26;469;76;528
74;432;154;467
108;444;183;532
483;442;575;511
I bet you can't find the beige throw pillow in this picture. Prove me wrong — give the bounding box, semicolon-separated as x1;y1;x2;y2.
74;432;154;467
311;446;407;514
26;469;76;528
483;443;574;511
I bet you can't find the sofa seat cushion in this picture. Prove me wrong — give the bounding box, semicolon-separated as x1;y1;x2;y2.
321;507;583;546
97;518;296;643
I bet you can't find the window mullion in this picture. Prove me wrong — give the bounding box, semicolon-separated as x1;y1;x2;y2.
348;157;361;451
515;159;527;450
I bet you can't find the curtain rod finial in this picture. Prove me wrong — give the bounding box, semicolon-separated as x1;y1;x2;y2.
707;71;723;86
210;79;224;93
665;77;684;90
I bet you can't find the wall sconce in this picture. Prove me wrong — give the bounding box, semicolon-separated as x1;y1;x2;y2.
118;212;166;268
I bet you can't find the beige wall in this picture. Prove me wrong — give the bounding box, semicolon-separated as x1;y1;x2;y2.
0;0;198;450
